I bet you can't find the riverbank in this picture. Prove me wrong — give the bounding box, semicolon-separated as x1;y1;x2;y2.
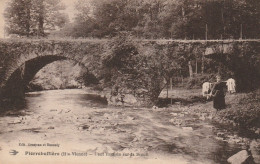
159;88;260;131
159;88;260;163
81;86;260;134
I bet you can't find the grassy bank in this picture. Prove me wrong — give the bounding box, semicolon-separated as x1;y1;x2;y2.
159;88;260;131
217;89;260;129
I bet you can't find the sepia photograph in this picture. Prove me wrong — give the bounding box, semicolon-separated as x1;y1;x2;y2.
0;0;259;163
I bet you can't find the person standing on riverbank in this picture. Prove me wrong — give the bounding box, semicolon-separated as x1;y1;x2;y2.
210;75;226;111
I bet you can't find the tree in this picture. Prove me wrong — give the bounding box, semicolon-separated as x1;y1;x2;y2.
91;0;138;37
4;0;68;37
59;0;260;39
4;0;32;37
71;0;98;37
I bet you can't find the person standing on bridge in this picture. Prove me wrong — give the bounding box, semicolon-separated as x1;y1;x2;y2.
209;75;226;111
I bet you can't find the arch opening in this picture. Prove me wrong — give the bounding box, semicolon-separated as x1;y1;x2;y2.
1;55;97;100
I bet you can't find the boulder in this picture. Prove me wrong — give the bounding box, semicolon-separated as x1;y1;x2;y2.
170;112;178;116
227;150;249;164
103;113;111;119
123;94;137;106
126;116;135;120
152;106;158;110
107;95;120;105
250;139;260;164
255;128;260;135
205;47;215;56
107;94;139;106
182;127;193;131
217;132;225;138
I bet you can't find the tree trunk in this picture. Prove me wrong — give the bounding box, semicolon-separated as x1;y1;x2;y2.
166;82;168;98
240;24;243;39
188;61;193;78
25;0;31;37
195;59;198;74
182;7;185;17
221;1;225;39
170;77;172;90
205;24;208;40
38;0;44;37
201;56;205;74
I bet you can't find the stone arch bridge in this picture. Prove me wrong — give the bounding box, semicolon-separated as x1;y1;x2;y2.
0;39;259;105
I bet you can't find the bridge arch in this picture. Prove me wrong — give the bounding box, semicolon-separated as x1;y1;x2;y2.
1;53;90;99
0;40;107;102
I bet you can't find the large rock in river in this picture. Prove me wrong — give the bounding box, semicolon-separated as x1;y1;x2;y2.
123;94;138;106
107;93;139;106
250;139;260;164
227;150;250;164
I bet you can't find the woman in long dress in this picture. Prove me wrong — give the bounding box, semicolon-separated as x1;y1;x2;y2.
210;75;226;110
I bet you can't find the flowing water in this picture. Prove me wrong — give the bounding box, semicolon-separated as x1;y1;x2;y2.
0;89;252;164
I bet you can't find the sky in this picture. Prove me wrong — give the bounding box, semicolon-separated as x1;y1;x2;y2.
0;0;7;38
0;0;78;38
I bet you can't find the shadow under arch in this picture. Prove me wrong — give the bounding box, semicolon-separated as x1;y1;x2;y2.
1;55;89;100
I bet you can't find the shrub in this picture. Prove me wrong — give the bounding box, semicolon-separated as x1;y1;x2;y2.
218;89;260;128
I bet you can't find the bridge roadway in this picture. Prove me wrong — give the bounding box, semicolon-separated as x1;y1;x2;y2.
1;38;260;42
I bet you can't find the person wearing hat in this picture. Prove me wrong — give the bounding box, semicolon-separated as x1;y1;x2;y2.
209;75;226;110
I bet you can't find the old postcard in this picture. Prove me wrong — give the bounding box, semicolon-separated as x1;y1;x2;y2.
0;0;259;164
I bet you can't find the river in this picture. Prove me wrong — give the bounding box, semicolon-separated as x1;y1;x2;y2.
0;89;250;164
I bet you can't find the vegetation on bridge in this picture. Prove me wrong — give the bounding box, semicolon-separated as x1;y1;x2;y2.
95;36;260;105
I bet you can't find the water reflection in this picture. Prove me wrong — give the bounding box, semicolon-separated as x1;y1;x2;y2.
0;98;27;117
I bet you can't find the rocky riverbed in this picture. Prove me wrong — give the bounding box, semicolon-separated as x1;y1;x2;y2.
0;89;259;164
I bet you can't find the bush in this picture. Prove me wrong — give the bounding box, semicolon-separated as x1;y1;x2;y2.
218;89;260;128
